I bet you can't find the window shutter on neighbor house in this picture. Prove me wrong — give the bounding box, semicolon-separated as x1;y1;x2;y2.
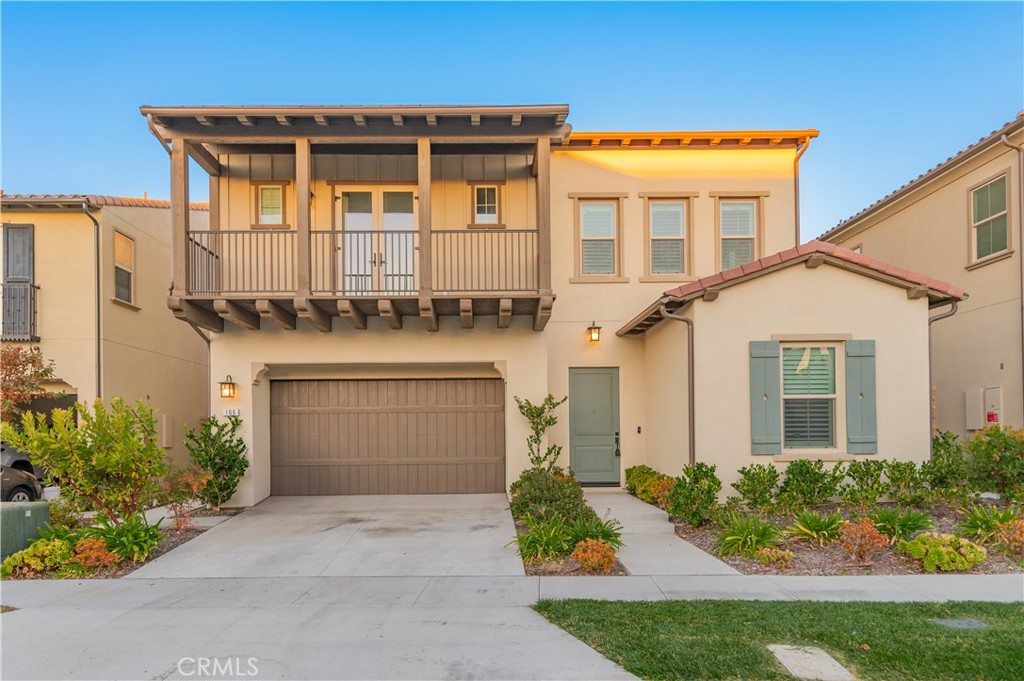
845;340;878;454
749;340;782;455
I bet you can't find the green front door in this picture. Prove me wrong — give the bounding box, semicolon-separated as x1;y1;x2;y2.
569;368;620;484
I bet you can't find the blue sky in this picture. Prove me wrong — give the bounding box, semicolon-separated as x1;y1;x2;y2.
2;1;1022;238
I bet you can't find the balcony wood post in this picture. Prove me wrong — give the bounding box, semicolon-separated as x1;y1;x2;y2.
208;173;220;231
170;137;190;296
417;137;432;296
535;136;552;293
295;138;312;295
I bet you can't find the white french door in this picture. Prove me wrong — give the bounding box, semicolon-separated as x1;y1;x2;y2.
334;186;417;295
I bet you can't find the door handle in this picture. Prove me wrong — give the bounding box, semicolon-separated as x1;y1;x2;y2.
369;254;377;266
614;431;620;457
378;252;387;266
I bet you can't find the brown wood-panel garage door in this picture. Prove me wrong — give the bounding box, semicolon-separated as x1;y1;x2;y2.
270;379;505;495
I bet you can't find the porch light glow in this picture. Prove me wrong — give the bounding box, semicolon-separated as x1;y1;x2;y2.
588;322;602;344
219;375;236;399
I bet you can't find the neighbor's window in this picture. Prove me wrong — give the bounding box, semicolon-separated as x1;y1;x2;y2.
113;231;134;304
580;201;618;275
782;345;837;449
472;185;499;225
257;185;284;226
649;201;686;275
720;200;757;269
972;175;1008;260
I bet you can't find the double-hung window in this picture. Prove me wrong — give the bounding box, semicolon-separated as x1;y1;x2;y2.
649;201;687;275
113;231;135;305
579;201;618;275
782;345;838;449
256;184;285;227
720;199;757;269
971;175;1008;261
471;185;500;226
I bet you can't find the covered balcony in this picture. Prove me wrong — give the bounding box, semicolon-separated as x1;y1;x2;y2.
143;105;567;332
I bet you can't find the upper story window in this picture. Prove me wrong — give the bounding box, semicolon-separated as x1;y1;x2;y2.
256;184;286;227
113;231;135;305
579;201;618;275
648;201;687;275
471;184;500;226
971;175;1008;261
720;199;758;270
782;344;839;449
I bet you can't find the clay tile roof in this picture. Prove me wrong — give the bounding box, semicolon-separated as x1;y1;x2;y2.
0;192;209;211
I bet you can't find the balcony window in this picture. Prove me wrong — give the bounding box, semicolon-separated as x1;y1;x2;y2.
114;231;135;304
472;185;500;226
256;184;286;227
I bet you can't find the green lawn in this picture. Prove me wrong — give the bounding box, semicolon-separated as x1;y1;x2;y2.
534;600;1024;681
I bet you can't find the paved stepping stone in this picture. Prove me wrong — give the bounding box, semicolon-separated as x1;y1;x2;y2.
931;618;989;629
767;645;856;681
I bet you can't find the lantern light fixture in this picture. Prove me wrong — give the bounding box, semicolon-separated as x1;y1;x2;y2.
587;322;602;344
219;375;236;399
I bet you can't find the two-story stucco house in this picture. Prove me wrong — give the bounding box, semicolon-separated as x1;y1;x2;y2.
821;113;1023;438
0;194;211;462
141;104;963;505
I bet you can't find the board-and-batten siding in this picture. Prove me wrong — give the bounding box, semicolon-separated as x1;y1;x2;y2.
270;378;506;495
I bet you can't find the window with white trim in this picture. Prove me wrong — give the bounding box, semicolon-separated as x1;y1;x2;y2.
720;199;757;269
972;175;1008;260
782;345;838;449
649;200;686;275
113;231;134;304
472;185;499;225
580;201;618;275
257;185;284;226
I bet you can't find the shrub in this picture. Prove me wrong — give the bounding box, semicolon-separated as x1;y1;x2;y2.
922;431;972;504
839;460;886;511
1;398;167;524
716;514;782;558
966;426;1024;503
839;518;889;563
69;538;119;570
186;416;249;510
508;515;572;563
778;460;846;511
47;497;85;530
513;394;568;473
787;510;844;546
885;460;929;507
565;514;624;550
83;513;163;562
571;538;617;574
37;523;81;544
638;475;674;510
958;504;1024;544
755;546;794;569
995;520;1024;559
160;465;211;530
668;463;721;527
731;464;780;513
1;345;57;423
1;539;72;578
897;532;987;572
624;465;659;495
509;468;595;523
868;508;934;543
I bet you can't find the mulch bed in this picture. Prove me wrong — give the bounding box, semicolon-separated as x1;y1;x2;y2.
524;557;629;576
190;507;244;518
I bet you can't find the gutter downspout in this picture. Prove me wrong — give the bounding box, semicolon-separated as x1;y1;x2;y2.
81;205;102;400
928;299;961;435
999;131;1024;423
793;138;812;246
658;303;696;466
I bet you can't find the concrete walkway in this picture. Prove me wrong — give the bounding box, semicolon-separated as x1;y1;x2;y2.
585;488;739;576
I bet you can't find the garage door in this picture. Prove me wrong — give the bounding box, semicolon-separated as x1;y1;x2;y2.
270;378;505;495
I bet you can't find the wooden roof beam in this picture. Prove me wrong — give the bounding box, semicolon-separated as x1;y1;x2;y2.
275;115;293;126
392;114;404;126
256;300;296;330
295;297;331;332
314;115;329;126
470;114;481;126
555;113;567;126
195;115;215;127
214;299;260;330
237;115;254;127
337;299;367;330
426;114;438;126
511;113;522;127
460;299;474;329
352;114;366;126
378;299;403;330
186;142;221;177
497;298;512;329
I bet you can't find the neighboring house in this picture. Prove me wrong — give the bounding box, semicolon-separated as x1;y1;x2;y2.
0;194;211;463
141;104;962;505
820;114;1024;439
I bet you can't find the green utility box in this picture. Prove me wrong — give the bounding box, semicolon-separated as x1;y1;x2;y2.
1;501;49;558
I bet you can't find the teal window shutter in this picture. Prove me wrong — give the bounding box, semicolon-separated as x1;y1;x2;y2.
749;340;782;455
845;340;878;454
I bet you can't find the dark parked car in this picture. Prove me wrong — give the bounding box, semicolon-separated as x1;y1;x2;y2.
1;465;43;502
0;441;44;480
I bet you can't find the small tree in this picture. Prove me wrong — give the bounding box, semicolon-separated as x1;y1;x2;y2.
160;465;211;530
186;416;249;510
1;345;57;422
514;394;567;472
0;398;166;524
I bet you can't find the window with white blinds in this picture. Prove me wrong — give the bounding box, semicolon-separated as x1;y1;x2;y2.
113;231;135;304
972;176;1008;260
258;185;284;225
782;345;837;448
720;200;757;270
580;201;617;275
649;201;686;274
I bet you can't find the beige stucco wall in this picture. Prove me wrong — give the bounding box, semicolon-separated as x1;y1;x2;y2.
824;129;1023;437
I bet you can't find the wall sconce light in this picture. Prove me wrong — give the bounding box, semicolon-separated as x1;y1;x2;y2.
587;322;602;344
219;375;236;399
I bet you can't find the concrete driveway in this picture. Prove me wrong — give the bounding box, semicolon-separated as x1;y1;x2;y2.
129;494;525;578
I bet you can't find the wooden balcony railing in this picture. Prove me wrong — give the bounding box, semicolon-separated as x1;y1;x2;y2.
1;283;40;341
186;228;539;297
